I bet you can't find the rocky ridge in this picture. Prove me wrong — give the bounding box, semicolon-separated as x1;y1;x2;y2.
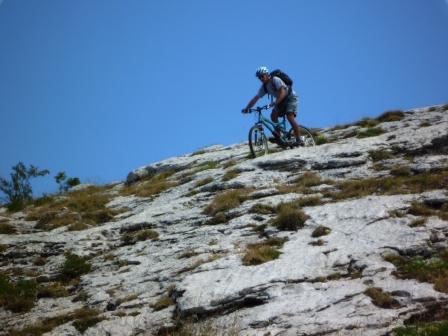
1;104;448;335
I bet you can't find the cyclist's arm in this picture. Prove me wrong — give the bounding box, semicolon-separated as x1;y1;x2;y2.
244;95;260;111
274;87;287;106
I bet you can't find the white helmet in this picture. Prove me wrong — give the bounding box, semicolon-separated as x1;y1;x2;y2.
255;66;269;78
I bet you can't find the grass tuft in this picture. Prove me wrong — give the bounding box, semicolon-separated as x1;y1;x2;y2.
357;127;385;138
384;250;448;293
203;189;250;217
222;169;240;182
311;226;332;238
120;171;176;198
364;287;400;309
122;229;159;245
242;237;287;266
393;320;448;336
272;203;309;231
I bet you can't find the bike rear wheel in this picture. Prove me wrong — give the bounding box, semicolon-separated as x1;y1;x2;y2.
287;125;316;147
248;125;268;157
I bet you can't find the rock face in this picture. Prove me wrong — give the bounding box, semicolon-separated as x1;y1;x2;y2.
1;105;448;335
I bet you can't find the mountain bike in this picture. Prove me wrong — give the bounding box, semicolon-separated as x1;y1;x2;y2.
243;104;315;158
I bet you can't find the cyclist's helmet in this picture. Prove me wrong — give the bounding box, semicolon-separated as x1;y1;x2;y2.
255;66;270;78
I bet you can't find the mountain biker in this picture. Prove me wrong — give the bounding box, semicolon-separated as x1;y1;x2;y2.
242;66;303;147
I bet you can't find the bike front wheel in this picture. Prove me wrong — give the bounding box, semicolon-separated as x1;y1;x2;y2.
248;125;268;157
287;125;316;147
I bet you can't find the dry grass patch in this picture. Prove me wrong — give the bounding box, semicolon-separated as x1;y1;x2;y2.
242;237;287;266
151;295;174;311
364;287;401;309
356;118;380;128
408;201;448;221
203;189;251;217
0;221;16;234
277;172;323;194
390;165;412;177
177;254;226;275
409;218;427;227
194;177;213;188
325;169;448;201
222;169;240;182
122;228;159;245
25;185;124;231
120;171;176;198
249;203;276;214
368;149;393;162
178;249;200;259
376;110;405;123
37;282;69;298
311;226;331;238
295;196;324;207
385;250;448;293
8;308;102;336
162;318;240;336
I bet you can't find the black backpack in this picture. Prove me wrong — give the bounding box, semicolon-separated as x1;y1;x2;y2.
263;69;293;96
270;69;293;87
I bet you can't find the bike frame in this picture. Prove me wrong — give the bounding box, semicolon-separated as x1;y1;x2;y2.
250;107;289;140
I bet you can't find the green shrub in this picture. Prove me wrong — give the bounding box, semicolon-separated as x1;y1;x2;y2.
55;171;81;192
315;134;328;145
385;251;448;293
393;320;448;336
0;274;38;312
59;253;92;282
0;162;49;211
357;127;385;138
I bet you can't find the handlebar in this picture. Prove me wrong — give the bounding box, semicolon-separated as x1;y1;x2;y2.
242;104;272;114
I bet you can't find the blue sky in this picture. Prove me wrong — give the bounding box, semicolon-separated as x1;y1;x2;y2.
0;0;447;197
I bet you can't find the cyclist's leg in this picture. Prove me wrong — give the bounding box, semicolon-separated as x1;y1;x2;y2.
285;95;303;145
286;112;300;138
270;109;281;138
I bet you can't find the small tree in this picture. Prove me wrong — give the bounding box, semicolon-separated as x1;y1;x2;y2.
0;162;49;211
55;171;81;192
